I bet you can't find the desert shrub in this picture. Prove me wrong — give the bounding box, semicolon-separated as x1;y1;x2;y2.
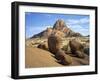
62;45;68;51
62;45;71;54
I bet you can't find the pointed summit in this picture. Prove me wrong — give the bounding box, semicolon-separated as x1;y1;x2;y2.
53;19;68;30
31;19;82;38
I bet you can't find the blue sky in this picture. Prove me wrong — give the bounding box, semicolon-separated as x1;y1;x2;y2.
25;12;90;38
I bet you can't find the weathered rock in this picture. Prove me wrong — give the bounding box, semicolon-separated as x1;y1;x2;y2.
75;51;85;58
55;49;72;65
84;47;89;55
69;39;85;58
69;39;84;53
37;43;48;50
31;19;82;38
43;28;52;38
48;34;62;54
53;19;67;30
52;29;65;37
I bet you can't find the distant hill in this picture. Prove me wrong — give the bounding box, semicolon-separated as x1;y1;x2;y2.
31;19;82;38
86;35;90;37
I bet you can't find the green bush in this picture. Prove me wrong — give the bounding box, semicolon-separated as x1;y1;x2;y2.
62;45;71;53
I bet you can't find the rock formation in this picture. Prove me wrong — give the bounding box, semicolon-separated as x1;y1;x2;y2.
69;39;85;58
37;43;48;50
53;19;67;31
55;49;72;65
31;19;82;38
84;47;89;55
48;33;62;54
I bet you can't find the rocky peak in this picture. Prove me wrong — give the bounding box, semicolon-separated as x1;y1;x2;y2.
46;28;52;32
53;19;68;30
31;19;82;38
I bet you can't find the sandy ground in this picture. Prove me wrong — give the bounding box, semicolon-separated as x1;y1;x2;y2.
25;46;89;68
25;46;63;68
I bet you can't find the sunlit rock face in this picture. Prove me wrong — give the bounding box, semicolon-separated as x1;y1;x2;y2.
31;19;82;38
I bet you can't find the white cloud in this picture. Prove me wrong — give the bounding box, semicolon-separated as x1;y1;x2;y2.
69;25;83;29
68;24;89;36
66;17;89;25
65;17;89;36
80;18;89;24
67;19;79;25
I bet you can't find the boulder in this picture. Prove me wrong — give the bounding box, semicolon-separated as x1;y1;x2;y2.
69;39;85;58
55;49;72;65
75;51;85;58
48;34;62;54
37;43;48;50
84;47;89;55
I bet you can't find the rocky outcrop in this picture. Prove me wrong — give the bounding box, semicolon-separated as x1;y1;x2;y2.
32;28;52;38
84;47;89;55
31;19;82;38
55;49;72;65
53;19;67;31
69;39;85;58
37;43;48;50
48;33;72;65
48;33;62;54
